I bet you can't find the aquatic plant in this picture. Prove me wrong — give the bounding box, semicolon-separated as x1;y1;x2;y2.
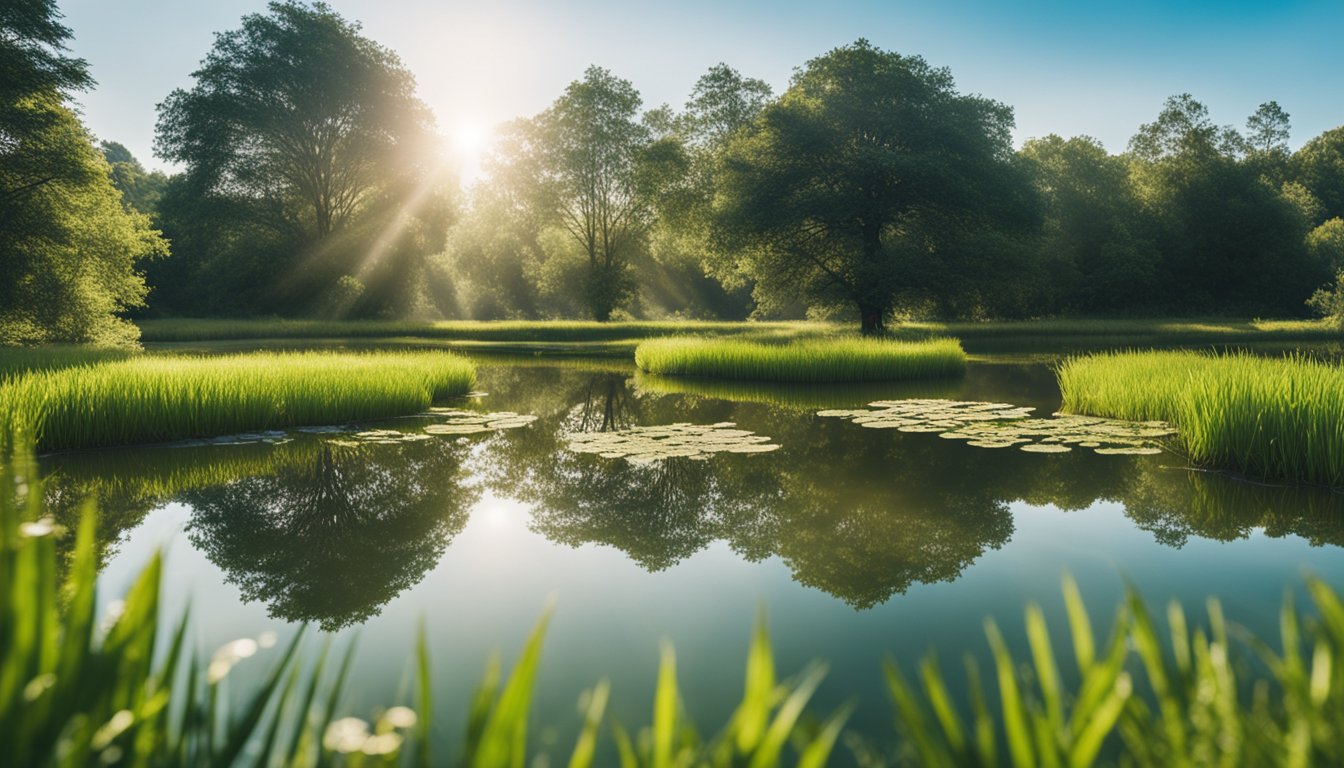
819;398;1175;454
0;351;477;452
568;422;780;463
635;336;967;383
1057;351;1344;485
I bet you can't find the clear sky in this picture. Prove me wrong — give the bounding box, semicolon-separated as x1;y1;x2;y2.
59;0;1344;174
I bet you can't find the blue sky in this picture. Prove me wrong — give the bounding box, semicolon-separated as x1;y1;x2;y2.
60;0;1344;173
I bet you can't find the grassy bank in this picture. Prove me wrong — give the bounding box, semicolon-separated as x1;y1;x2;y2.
0;351;475;452
136;317;1341;352
138;318;827;343
8;442;1344;766
1058;350;1344;486
635;336;967;383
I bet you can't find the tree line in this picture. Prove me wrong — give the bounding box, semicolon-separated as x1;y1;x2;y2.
5;0;1344;345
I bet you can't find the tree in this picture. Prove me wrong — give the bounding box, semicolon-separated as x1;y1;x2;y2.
154;1;448;316
1244;101;1291;181
501;67;654;321
1128;94;1325;314
1019;135;1159;312
99;141;167;215
1295;126;1344;224
0;1;166;347
712;40;1033;333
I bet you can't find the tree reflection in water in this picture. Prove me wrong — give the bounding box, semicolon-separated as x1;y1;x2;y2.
183;439;477;631
482;368;1344;609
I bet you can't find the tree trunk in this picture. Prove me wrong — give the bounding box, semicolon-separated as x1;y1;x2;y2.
858;300;886;335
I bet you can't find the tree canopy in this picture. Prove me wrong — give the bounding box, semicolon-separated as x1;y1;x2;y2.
712;40;1035;332
153;0;450;317
1;0;166;347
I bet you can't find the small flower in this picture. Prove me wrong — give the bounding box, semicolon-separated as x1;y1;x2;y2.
323;717;370;754
382;706;417;729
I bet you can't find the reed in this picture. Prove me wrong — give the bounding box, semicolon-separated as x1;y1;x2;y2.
634;336;967;383
1057;350;1344;486
0;351;476;452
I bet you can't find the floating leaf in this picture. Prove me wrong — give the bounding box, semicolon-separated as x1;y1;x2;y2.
567;422;781;463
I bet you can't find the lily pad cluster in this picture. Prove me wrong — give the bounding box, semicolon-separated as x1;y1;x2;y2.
326;410;538;446
819;399;1174;455
568;422;780;464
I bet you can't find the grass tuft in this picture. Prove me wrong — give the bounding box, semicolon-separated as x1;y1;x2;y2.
634;336;966;383
1057;350;1344;486
0;351;476;452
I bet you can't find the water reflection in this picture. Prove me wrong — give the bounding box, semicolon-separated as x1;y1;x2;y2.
41;362;1344;629
184;440;477;630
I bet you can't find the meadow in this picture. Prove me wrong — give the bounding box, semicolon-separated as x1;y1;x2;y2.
1058;350;1344;487
634;336;968;383
0;351;476;453
7;438;1344;767
135;317;1343;353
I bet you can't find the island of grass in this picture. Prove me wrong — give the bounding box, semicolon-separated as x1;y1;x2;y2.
1;350;476;452
634;336;966;383
1057;350;1344;487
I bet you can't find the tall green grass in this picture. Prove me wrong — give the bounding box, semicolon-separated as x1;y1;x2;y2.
635;336;967;383
0;351;476;452
8;433;1344;765
1057;351;1344;486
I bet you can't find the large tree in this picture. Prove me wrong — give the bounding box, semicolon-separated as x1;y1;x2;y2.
1;0;166;346
712;40;1033;333
500;67;654;321
154;1;448;316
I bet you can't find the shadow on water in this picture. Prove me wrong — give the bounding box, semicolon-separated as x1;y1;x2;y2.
41;359;1344;628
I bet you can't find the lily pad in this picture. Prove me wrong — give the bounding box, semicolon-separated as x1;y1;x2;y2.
568;422;780;463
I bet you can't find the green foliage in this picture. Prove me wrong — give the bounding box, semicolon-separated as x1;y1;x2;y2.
1057;351;1344;486
0;350;476;451
712;39;1036;334
152;0;452;318
484;66;654;321
1127;95;1325;315
1019;135;1160;313
98;141;167;215
1306;218;1344;272
1306;270;1344;322
0;97;167;348
635;336;966;383
1294;126;1344;224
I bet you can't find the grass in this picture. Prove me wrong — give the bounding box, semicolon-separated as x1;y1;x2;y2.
635;336;967;383
135;317;1342;352
0;346;136;379
1057;350;1344;487
137;318;828;343
0;350;476;453
8;434;1344;766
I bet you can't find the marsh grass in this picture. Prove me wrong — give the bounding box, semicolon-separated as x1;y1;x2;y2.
0;351;476;452
1058;351;1344;486
0;346;135;380
635;336;967;383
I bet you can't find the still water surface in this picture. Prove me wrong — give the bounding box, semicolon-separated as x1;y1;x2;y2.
50;357;1344;759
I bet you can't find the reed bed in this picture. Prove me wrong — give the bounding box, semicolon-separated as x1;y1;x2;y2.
8;434;1344;766
1057;350;1344;486
0;351;476;452
635;336;967;383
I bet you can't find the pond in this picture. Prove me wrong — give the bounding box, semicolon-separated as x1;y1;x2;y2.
54;355;1344;762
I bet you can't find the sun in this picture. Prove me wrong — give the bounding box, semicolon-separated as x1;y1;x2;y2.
447;120;493;184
